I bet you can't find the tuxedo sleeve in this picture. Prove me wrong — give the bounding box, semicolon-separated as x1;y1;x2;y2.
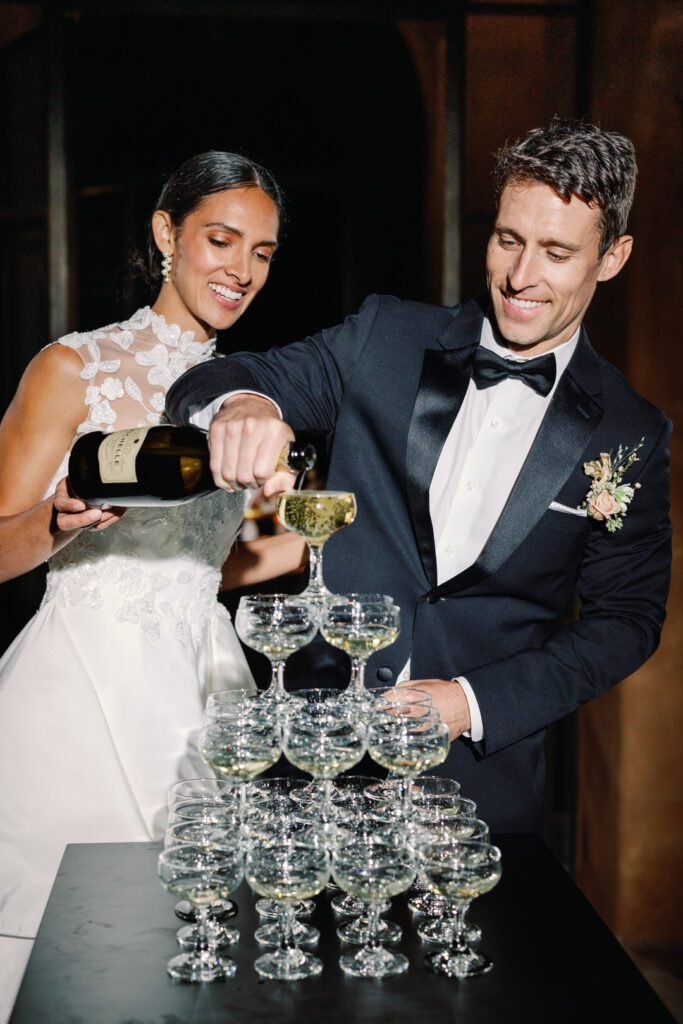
165;295;386;432
465;418;672;756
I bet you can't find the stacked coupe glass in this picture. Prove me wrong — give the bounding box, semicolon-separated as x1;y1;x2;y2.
157;488;502;982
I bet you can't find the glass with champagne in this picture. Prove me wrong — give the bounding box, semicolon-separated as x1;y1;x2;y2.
277;490;357;607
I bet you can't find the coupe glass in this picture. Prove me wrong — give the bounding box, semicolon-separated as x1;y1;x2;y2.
243;778;317;928
363;686;434;802
164;815;241;952
283;695;366;836
199;696;281;809
158;841;243;982
331;806;402;945
331;831;415;977
245;835;330;980
204;689;258;712
235;595;317;705
319;595;400;702
415;816;490;943
166;778;241;922
367;707;450;830
277;489;356;607
418;839;502;978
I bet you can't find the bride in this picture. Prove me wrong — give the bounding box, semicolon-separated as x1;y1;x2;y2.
0;150;304;1017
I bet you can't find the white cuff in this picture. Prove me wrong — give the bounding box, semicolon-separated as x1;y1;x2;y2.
454;676;484;742
188;390;283;430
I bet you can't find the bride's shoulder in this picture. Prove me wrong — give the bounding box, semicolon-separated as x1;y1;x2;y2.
20;312;130;400
25;339;84;387
7;340;88;437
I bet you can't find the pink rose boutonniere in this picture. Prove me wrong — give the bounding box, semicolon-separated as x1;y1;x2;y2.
581;439;644;533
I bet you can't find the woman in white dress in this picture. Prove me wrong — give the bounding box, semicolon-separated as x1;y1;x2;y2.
0;151;305;1017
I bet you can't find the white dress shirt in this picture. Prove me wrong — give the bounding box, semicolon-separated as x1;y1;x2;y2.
191;317;580;741
397;318;579;740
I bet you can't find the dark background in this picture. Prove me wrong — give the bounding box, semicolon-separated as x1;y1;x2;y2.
0;2;681;1002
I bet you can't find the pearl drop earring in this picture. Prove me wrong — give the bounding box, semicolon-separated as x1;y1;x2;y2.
161;252;173;284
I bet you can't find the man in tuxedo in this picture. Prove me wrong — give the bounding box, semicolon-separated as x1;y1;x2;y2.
166;119;671;832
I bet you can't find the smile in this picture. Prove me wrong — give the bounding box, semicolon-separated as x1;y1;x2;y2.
503;293;546;310
209;283;244;301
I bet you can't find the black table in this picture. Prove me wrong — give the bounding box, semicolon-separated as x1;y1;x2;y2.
11;836;674;1024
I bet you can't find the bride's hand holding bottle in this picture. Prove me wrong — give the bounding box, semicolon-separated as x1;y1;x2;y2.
52;477;125;533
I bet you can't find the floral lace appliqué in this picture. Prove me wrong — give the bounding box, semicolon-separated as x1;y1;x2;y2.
42;309;242;645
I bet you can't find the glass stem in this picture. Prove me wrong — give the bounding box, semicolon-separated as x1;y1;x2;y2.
400;775;413;824
447;902;471;954
274;659;286;701
307;541;326;594
364;901;382;951
194;906;212;958
279;902;297;952
351;656;366;700
321;778;334;827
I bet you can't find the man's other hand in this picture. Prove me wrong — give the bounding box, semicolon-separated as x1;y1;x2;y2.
400;678;472;741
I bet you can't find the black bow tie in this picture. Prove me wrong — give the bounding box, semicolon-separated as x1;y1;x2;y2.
471;346;556;398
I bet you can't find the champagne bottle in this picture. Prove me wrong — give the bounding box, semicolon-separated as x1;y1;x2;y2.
67;425;316;507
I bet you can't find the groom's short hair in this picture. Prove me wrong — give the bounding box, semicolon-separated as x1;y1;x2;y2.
493;118;637;257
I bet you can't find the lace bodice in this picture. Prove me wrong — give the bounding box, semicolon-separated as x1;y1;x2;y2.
42;308;246;643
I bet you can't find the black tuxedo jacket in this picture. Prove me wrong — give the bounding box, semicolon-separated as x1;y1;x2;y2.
167;296;672;831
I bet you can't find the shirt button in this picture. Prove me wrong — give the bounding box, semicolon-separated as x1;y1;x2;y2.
466;480;477;492
443;544;454;556
376;667;393;682
490;417;501;429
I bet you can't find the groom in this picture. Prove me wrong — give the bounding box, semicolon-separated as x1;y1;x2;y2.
166;119;671;832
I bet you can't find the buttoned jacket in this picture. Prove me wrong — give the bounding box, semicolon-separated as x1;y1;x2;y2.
167;295;672;830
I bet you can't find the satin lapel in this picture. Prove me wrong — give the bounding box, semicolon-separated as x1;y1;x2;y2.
433;333;604;597
405;345;477;586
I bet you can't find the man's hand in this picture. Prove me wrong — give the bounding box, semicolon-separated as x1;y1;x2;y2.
399;678;472;741
208;394;297;496
52;477;124;533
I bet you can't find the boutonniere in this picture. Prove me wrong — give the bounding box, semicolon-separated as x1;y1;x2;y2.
581;439;644;532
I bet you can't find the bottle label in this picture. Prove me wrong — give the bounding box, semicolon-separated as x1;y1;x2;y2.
98;428;149;484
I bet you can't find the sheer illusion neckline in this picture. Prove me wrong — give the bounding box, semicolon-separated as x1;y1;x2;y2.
121;306;217;358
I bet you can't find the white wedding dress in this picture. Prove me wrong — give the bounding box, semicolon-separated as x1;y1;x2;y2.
0;308;254;972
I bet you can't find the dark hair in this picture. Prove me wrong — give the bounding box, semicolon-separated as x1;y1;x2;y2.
129;150;285;294
492;118;637;257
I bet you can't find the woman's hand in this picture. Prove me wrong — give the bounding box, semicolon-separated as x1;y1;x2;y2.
52;477;125;533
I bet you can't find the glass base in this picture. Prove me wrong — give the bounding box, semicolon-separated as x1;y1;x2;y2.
255;919;319;948
364;779;400;803
254;947;323;980
174;898;236;922
255;897;314;919
176;922;240;951
424;947;493;978
340;945;409;978
337;915;401;945
166;951;237;982
331;893;391;916
417;917;481;945
409;891;447;916
291;783;348;808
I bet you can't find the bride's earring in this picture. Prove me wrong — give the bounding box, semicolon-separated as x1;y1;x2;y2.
161;252;173;284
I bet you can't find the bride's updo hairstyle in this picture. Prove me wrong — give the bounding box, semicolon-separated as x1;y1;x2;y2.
129;150;285;295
